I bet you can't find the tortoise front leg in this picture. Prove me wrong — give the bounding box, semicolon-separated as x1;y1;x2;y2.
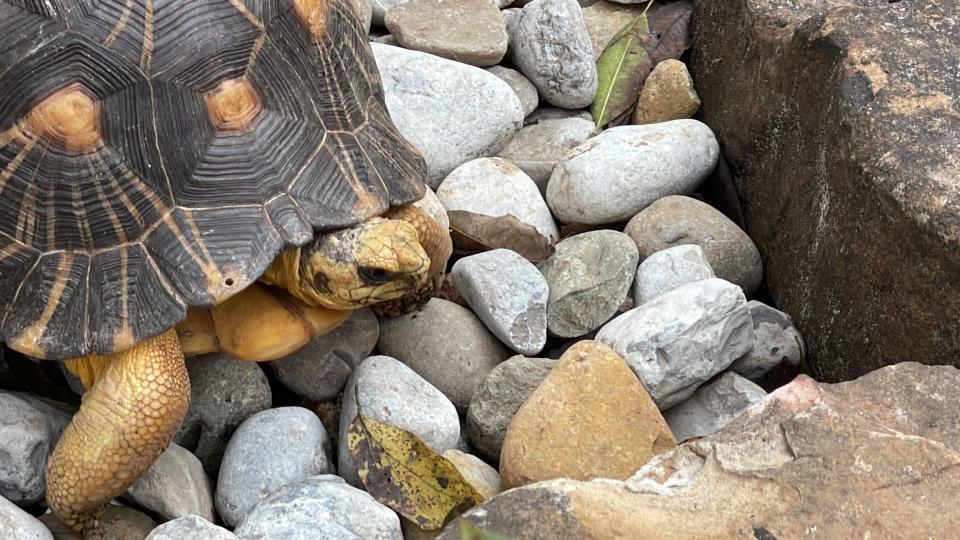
46;329;189;532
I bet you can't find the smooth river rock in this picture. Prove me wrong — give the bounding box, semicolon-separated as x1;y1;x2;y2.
0;392;69;505
633;244;715;305
373;43;524;187
547;121;719;225
498;117;596;192
385;0;508;66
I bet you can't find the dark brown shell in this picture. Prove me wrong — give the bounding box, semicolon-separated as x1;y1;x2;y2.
0;0;426;360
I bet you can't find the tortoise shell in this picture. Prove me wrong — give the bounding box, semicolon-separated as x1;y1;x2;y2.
0;0;426;360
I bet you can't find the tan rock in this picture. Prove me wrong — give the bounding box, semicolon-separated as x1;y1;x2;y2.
440;362;960;539
385;0;508;67
632;60;701;125
499;341;675;490
441;449;501;499
581;1;646;60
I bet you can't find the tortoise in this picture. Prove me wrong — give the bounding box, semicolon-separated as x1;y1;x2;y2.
0;0;451;531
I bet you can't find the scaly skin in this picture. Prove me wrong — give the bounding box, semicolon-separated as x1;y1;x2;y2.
46;329;189;531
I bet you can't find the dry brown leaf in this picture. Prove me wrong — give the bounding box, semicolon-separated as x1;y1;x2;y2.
644;1;694;66
448;210;555;262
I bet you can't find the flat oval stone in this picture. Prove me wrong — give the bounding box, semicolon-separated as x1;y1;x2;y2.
547;120;720;224
372;43;524;187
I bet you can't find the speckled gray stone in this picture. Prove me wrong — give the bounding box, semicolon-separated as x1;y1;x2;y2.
0;392;69;505
498;117;596;193
467;356;557;462
525;107;594;125
730;301;806;381
234;475;402;540
174;353;272;475
373;43;524;187
597;278;754;409
547;120;720;225
538;230;639;338
338;356;460;487
0;495;52;540
126;443;214;522
145;516;236;540
378;299;512;411
487;66;539;117
437;157;559;242
663;371;767;442
625;195;764;295
216;407;332;527
452;249;549;355
512;0;597;108
633;244;715;305
268;308;379;402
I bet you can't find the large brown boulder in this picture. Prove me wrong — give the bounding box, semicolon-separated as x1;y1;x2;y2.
687;0;960;380
439;362;960;539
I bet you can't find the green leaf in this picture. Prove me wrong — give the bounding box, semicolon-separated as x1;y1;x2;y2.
460;521;515;540
347;408;485;530
591;15;653;128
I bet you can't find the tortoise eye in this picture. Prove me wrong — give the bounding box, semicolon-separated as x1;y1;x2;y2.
358;266;393;285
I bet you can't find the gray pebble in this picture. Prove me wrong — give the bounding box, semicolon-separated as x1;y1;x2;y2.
126;443;214;522
372;43;524;187
216;407;333;527
145;515;236;540
663;371;767;441
487;66;539;117
625;195;764;296
0;392;69;505
378;299;512;411
437;157;559;242
338;355;460;487
452;249;549;355
597;278;754;409
174;353;272;475
538;230;639;338
0;495;52;540
467;356;556;462
268;308;379;402
547;120;719;225
512;0;597;108
498;117;596;193
730;301;806;380
234;475;402;540
634;244;715;305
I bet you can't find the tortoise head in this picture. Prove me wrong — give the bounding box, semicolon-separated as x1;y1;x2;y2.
299;217;431;309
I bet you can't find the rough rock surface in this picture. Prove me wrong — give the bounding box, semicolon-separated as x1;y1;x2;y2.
499;341;675;489
0;392;69;505
730;301;806;381
512;0;597;108
452;249;549;355
689;0;960;379
385;0;508;66
378;299;512;410
596;278;753;409
234;475;402;540
625;195;763;296
467;356;557;462
268;308;379;402
487;66;539;117
440;363;960;539
126;443;214;522
372;43;524;187
216;407;333;527
662;371;766;442
144;516;236;540
338;356;461;487
539;230;638;338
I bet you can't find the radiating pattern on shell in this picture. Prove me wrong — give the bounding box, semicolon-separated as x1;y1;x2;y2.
0;0;426;359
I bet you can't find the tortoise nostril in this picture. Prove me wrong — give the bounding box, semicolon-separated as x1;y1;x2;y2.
225;278;235;286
